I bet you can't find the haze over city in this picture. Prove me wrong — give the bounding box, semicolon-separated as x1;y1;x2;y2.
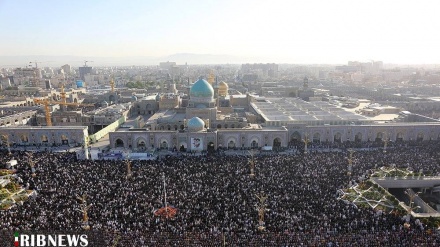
1;0;440;65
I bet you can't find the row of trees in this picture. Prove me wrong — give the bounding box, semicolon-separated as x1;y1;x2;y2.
125;81;156;89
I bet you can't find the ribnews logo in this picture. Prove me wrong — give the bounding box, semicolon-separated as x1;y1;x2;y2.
14;232;88;247
2;231;107;247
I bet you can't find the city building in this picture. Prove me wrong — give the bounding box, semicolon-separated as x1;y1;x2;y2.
78;66;93;81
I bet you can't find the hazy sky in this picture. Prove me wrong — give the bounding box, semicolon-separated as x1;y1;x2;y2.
1;0;439;64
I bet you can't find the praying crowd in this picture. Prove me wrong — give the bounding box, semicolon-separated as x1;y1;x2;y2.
1;141;440;246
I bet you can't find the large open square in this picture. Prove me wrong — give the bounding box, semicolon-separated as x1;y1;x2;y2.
1;141;440;246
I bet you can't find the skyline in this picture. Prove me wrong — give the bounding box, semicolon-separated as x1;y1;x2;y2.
1;0;440;64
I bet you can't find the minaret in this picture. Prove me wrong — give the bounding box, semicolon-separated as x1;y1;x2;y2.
208;70;215;86
214;76;219;99
60;84;67;112
110;78;115;93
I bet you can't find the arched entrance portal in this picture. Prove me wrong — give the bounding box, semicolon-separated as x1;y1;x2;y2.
41;135;48;143
375;132;384;142
355;132;362;143
396;132;404;142
290;131;301;142
417;133;424;142
21;134;29;143
137;139;146;150
179;142;187;152
115;139;124;148
251;140;259;148
228;140;236;149
334;132;342;143
207;142;215;153
273;138;281;150
61;135;68;145
312;133;320;143
160;141;168;150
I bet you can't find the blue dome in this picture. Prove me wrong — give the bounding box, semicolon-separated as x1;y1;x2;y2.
190;79;214;99
187;117;205;132
76;80;84;88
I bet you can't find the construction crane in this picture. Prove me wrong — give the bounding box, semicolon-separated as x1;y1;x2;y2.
33;97;95;126
33;98;52;126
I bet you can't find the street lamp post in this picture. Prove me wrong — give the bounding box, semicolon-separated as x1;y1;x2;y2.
302;133;310;154
248;149;257;178
255;192;268;231
125;156;132;179
347;149;355;185
26;152;36;177
76;194;92;230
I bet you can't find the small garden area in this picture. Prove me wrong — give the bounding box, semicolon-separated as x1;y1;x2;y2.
0;174;33;210
338;180;405;214
371;166;419;178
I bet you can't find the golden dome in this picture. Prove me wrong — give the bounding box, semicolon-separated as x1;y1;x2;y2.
219;81;228;89
218;81;228;97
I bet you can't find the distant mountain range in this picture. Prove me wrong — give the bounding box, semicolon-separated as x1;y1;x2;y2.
0;53;265;67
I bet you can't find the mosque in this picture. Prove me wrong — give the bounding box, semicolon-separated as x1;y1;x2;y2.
108;77;440;152
109;78;288;152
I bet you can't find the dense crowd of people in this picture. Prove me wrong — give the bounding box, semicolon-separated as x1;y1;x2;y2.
1;141;440;246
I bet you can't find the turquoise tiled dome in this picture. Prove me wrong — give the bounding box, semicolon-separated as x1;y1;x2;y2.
190;79;214;99
187;117;205;132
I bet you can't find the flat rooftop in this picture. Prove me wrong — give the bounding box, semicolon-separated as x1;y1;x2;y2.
251;98;369;124
146;110;185;124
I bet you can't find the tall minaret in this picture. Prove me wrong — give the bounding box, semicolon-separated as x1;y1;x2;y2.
214;75;219;101
208;70;215;86
110;78;115;93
